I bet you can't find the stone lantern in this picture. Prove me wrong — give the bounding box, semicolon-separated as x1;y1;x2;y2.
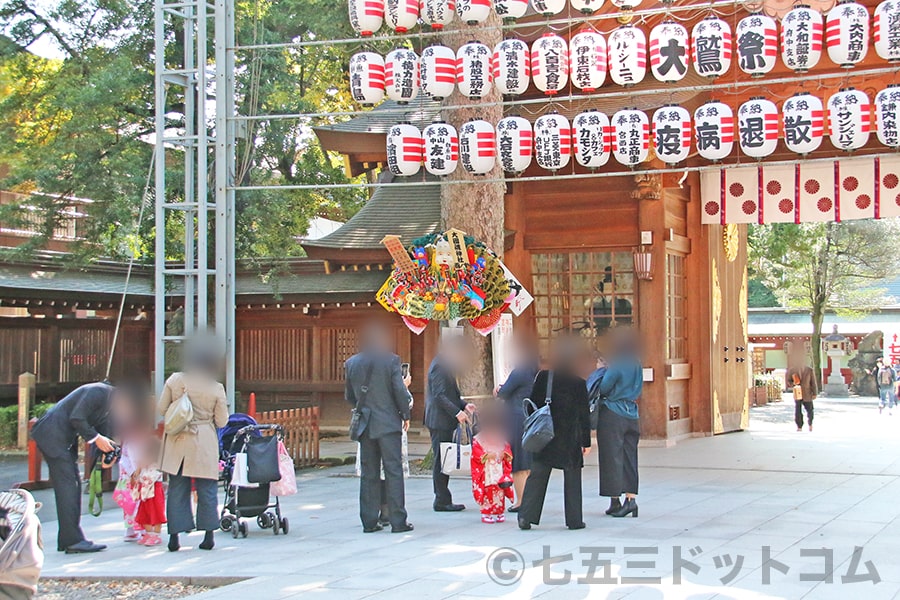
822;325;853;397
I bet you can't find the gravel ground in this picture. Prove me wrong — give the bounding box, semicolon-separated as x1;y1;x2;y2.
36;579;210;599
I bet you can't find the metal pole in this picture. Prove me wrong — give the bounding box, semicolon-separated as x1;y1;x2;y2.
153;0;167;398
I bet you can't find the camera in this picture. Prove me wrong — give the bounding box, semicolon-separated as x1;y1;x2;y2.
101;444;122;467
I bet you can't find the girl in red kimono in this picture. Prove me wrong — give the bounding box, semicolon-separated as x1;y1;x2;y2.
471;405;514;523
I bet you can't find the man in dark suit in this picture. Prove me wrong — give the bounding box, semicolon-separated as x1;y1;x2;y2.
425;335;475;512
31;382;119;553
346;323;414;533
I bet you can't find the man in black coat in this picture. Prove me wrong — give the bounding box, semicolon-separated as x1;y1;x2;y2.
31;382;118;553
346;323;414;533
425;336;475;512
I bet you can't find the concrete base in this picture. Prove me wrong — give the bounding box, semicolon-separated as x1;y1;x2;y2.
823;380;850;397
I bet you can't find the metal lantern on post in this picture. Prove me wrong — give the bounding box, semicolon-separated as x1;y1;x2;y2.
422;121;459;176
493;0;528;20
349;0;385;36
693;100;734;162
738;97;779;159
573;110;612;169
531;34;569;96
569;30;607;92
826;0;869;67
736;13;777;78
612;108;650;167
534;113;572;172
420;44;457;100
874;0;900;62
384;48;419;104
782;92;824;155
633;246;653;281
457;41;492;100
456;0;491;25
349;51;385;106
828;88;871;151
385;0;419;32
571;0;604;13
492;38;531;96
875;85;900;148
531;0;566;15
608;25;647;87
649;21;689;83
781;5;823;73
459;119;496;175
420;0;455;29
651;105;691;165
691;15;732;78
386;123;423;176
496;116;533;174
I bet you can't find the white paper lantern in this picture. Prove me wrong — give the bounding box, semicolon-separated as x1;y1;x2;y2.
386;123;423;176
608;25;647;87
828;88;871;151
569;30;607;92
649;21;689;83
781;5;823;73
612;108;649;167
349;51;385;106
874;0;900;62
423;121;459;176
385;48;419;104
738;97;780;158
571;0;603;13
496;116;533;174
459;119;496;175
457;41;492;99
826;0;869;67
782;92;824;155
349;0;384;36
652;105;691;165
420;44;457;100
531;34;569;96
691;15;732;78
493;0;528;19
573;110;612;168
875;85;900;148
693;100;735;162
492;39;530;96
420;0;455;29
456;0;491;24
610;0;640;7
534;113;572;172
385;0;418;32
531;0;566;15
736;14;777;77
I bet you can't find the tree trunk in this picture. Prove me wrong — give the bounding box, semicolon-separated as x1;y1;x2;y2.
440;17;504;399
810;302;825;390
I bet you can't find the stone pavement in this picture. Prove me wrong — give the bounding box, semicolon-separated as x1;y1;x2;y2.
21;396;900;599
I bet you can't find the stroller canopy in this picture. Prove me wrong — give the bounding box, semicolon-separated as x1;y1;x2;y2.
218;413;258;456
0;489;43;597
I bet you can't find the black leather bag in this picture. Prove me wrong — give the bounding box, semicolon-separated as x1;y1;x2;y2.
246;435;281;484
349;363;375;442
522;371;555;454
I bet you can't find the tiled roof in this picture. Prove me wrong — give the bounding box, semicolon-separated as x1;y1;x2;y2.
0;262;155;298
314;97;444;135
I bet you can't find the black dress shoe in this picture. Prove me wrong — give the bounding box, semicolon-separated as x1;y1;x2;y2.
605;498;622;515
391;523;414;533
363;524;384;533
433;503;466;512
507;505;520;514
65;541;107;554
518;519;531;530
610;498;638;518
567;522;586;530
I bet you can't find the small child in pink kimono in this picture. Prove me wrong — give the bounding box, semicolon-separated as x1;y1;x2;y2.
470;404;514;524
131;437;166;546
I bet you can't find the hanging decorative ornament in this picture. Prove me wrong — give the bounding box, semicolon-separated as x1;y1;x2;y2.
386;123;423;176
534;113;572;172
875;85;900;148
874;0;900;62
693;100;734;162
384;48;419;104
691;15;732;78
493;0;528;20
782;92;824;155
496;116;533;174
573;110;612;169
422;121;459;176
735;13;777;77
420;44;457;100
828;88;871;151
825;0;869;67
385;0;419;32
738;97;779;158
531;34;569;96
781;5;823;73
569;30;607;92
612;108;649;167
530;0;566;15
459;119;496;175
456;41;492;99
349;0;384;36
608;25;647;87
651;105;691;165
571;0;603;13
349;51;385;106
492;38;531;96
456;0;491;25
420;0;455;29
649;21;689;83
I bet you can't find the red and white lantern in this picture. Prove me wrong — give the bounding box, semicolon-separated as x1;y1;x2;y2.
493;0;528;19
649;21;689;83
781;5;823;73
349;0;384;36
422;121;459;176
693;100;734;162
612;108;649;167
782;92;824;155
608;25;647;87
571;0;603;13
651;105;691;165
531;34;569;96
828;88;871;151
738;97;779;158
457;41;492;99
492;39;530;96
569;30;607;92
496;116;533;174
691;15;732;78
534;113;572;172
384;48;419;104
875;85;900;148
573;110;612;168
459;119;496;175
386;123;423;176
826;0;869;67
736;14;777;77
874;0;900;62
349;51;385;106
420;44;457;100
420;0;455;29
456;0;491;24
385;0;418;32
530;0;566;15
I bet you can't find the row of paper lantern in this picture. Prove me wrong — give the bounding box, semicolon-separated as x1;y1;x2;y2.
385;86;900;176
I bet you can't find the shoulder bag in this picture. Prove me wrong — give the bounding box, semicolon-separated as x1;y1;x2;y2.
522;371;555;454
349;362;375;442
164;390;194;436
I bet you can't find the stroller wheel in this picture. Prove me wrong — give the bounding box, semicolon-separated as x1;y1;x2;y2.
231;522;240;539
273;518;280;535
239;521;248;538
220;516;234;533
257;513;271;529
281;517;289;535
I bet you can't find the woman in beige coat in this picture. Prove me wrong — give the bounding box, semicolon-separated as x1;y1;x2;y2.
158;345;228;552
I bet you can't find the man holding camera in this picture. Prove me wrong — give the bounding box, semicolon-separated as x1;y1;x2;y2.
31;382;119;554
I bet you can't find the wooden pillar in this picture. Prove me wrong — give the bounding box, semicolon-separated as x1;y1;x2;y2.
17;372;35;450
685;172;713;435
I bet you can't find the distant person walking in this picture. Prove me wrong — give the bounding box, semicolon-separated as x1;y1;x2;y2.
787;354;818;431
873;357;896;415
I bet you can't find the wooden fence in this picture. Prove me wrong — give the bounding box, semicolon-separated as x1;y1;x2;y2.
257;406;320;468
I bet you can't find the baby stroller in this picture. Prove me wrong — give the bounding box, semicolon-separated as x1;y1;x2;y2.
219;413;259;468
219;423;288;538
0;489;43;600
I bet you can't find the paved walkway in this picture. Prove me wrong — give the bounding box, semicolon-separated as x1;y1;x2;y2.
17;396;900;599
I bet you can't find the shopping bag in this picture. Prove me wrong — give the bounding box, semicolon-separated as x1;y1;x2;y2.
440;423;473;476
231;452;258;488
271;441;298;497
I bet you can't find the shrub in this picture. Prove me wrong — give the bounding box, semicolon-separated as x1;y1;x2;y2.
0;405;18;447
32;403;54;419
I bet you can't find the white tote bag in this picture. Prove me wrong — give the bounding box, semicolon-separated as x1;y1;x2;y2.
439;424;473;476
230;452;258;488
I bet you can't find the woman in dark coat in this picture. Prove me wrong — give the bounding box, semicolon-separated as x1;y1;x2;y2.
518;337;592;531
496;341;539;512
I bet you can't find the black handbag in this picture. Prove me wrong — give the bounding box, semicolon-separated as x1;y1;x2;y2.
349;362;375;442
588;377;606;430
522;371;555;454
246;435;281;484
